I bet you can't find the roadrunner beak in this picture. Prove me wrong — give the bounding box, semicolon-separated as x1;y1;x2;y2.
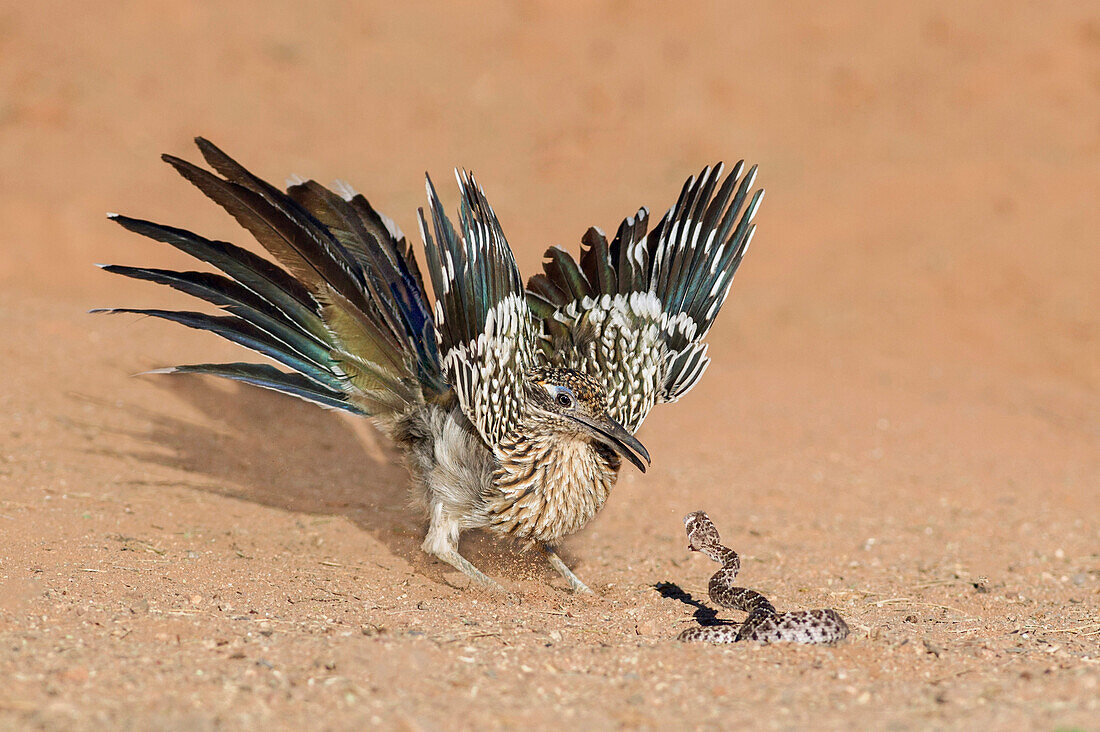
572;415;651;473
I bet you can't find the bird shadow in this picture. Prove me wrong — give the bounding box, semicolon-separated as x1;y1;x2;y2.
79;374;557;586
653;581;734;628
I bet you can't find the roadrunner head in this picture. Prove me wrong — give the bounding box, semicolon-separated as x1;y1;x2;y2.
524;366;651;472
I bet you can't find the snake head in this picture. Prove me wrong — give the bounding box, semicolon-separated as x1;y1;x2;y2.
682;511;720;552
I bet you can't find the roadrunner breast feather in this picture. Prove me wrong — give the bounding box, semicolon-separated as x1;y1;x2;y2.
98;138;763;592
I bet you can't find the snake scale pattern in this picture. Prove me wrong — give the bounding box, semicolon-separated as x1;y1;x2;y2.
676;511;850;644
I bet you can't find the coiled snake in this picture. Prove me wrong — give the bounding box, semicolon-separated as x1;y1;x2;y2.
676;511;849;644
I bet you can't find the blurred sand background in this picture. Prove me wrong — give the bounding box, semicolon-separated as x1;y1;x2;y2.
1;2;1097;729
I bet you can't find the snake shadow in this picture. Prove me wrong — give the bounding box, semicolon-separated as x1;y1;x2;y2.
81;374;555;584
654;581;736;627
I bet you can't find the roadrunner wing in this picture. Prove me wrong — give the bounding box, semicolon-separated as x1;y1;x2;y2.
98;138;445;417
526;162;762;433
418;171;539;447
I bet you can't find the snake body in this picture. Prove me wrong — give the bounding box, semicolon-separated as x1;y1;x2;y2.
676;511;849;644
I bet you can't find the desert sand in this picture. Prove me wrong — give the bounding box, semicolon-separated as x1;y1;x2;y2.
1;2;1097;729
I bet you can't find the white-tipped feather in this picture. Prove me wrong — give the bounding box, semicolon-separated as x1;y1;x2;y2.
332;179;357;201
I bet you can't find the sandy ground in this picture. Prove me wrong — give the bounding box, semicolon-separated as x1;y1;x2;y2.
1;2;1098;729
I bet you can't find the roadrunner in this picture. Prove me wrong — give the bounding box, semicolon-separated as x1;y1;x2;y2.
99;139;762;592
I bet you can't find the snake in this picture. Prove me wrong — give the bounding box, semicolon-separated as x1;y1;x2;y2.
675;511;850;644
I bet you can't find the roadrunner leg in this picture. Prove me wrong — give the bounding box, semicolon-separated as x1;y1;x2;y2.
543;545;593;594
436;548;505;592
423;503;504;591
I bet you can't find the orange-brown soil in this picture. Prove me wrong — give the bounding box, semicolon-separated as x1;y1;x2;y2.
1;2;1097;729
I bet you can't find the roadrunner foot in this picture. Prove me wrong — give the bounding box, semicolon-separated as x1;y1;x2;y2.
544;546;593;593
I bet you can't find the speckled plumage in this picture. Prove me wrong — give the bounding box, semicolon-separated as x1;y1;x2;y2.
100;139;762;592
488;370;623;543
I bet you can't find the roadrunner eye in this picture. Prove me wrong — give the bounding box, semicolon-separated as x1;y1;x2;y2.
555;392;573;408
